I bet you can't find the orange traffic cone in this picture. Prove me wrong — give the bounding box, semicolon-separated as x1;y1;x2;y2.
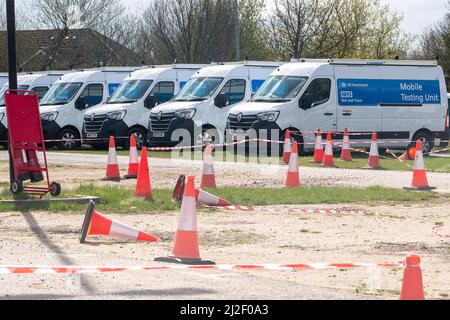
364;132;382;169
80;201;157;243
400;255;425;300
124;135;139;179
322;132;335;167
155;176;215;265
405;140;436;191
282;130;292;165
135;147;153;200
103;136;121;181
201;143;216;189
173;175;231;206
14;149;31;181
196;188;231;207
340;128;353;162
311;130;324;163
285;141;300;188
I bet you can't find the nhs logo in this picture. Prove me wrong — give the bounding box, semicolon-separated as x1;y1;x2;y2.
341;91;353;98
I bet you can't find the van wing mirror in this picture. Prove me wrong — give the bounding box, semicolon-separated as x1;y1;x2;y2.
75;97;88;110
145;94;157;109
214;93;228;108
299;93;314;110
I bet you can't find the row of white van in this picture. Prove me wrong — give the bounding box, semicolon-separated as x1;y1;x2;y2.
0;59;449;154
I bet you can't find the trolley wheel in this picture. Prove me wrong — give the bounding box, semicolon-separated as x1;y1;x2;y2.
11;180;23;195
50;182;62;197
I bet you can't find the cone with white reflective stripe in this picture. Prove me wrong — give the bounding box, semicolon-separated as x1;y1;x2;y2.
102;136;121;181
322;132;335;167
340;128;353;162
80;201;157;243
201;143;216;189
172;175;232;207
285;141;300;188
124;134;139;179
310;130;324;163
135;147;153;200
156;176;215;265
364;132;382;169
282;130;292;164
404;140;436;191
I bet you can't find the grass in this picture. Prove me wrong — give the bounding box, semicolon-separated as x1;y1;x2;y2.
45;145;450;173
0;184;437;213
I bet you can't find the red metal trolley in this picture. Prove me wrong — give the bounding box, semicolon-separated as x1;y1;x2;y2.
4;89;61;198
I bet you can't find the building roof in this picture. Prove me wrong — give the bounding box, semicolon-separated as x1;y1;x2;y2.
0;28;143;72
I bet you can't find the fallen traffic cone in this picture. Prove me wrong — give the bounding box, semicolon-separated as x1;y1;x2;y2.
80;201;157;243
404;140;436;191
135;147;153;200
322;132;335;167
201;143;217;189
282;130;292;165
172;175;231;207
364;132;382;169
155;176;215;265
124;135;139;179
311;130;324;163
400;255;425;300
103;136;121;181
340;128;353;162
285;141;300;188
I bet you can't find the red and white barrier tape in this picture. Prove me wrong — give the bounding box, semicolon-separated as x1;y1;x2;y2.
0;262;404;274
433;224;450;239
208;206;367;215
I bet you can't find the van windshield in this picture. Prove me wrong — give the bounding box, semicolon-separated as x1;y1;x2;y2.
108;80;153;104
253;76;308;103
40;83;83;106
175;77;223;102
0;85;30;106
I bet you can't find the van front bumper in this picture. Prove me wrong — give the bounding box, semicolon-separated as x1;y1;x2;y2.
148;119;197;147
83;119;129;146
42;121;62;141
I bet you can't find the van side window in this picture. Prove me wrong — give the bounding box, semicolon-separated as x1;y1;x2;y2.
299;79;331;111
150;81;175;104
220;79;246;106
79;84;104;108
32;86;50;101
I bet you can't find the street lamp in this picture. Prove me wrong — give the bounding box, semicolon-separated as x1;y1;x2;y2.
233;0;240;62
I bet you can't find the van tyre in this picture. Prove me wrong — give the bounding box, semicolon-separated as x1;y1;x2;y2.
195;127;220;147
57;128;80;150
126;128;147;150
412;131;433;155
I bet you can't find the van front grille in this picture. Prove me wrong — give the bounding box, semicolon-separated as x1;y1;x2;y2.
150;112;176;132
228;114;258;131
84;115;107;133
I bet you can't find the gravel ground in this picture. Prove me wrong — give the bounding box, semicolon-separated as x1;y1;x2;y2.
0;201;449;300
1;151;450;192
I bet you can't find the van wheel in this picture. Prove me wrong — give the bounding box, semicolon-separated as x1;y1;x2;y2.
412;131;433;155
126;128;147;150
57;128;80;150
279;131;303;156
195;128;220;147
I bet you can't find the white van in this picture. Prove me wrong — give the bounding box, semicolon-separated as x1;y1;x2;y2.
39;67;140;150
83;65;205;150
148;61;282;146
0;73;8;87
0;72;65;149
227;59;449;154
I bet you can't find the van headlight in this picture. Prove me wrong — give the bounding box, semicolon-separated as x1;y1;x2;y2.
107;111;127;121
257;111;279;122
0;113;4;122
41;112;59;122
175;109;196;120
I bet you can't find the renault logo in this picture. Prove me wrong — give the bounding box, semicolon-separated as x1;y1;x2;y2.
237;113;243;123
90;114;95;121
157;112;163;121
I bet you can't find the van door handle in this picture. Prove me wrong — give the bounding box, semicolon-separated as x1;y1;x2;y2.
324;113;333;116
343;112;352;116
